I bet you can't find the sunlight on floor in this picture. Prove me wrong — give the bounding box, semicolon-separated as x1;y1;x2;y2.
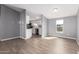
52;38;67;53
43;37;57;39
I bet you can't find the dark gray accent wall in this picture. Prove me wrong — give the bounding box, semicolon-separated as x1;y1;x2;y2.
0;5;20;39
47;16;77;39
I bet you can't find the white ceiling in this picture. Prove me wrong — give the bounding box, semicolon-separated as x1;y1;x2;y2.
6;4;79;19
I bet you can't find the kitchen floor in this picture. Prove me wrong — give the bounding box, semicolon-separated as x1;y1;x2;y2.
0;37;79;54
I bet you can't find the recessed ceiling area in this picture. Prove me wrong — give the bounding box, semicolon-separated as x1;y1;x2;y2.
6;4;79;19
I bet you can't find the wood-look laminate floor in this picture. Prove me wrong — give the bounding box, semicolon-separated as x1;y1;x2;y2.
0;37;79;54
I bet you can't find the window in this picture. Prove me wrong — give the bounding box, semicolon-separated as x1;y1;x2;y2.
56;20;64;33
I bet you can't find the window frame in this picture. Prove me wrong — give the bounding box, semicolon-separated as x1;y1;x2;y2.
56;19;64;33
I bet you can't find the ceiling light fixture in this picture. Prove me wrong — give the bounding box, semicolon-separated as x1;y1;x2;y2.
53;8;58;12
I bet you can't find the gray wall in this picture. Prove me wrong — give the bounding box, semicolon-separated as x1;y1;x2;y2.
77;9;79;40
0;5;20;39
47;16;77;39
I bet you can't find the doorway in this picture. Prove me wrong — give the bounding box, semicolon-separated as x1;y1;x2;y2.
31;20;42;38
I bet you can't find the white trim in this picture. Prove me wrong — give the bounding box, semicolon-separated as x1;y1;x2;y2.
56;31;63;34
0;36;31;41
0;36;20;41
19;36;26;39
56;19;64;34
58;36;76;40
20;36;30;40
47;34;76;40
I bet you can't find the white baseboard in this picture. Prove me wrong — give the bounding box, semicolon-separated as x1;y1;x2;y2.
47;34;76;40
0;36;20;41
0;36;31;41
58;36;76;40
19;36;26;39
19;36;30;40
